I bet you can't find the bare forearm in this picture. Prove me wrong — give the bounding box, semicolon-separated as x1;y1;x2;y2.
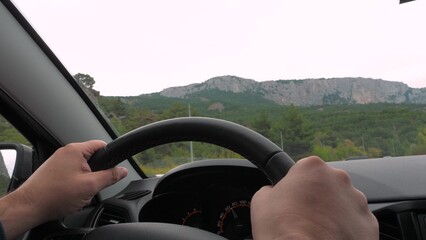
0;190;45;240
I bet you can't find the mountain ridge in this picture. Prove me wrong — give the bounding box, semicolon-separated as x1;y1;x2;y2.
157;76;426;106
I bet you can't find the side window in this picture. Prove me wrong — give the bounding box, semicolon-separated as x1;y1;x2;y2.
0;114;30;196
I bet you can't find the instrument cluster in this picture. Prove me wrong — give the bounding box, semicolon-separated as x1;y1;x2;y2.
139;172;269;240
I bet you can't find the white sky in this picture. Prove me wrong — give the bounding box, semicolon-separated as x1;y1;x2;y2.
12;0;426;96
1;150;16;177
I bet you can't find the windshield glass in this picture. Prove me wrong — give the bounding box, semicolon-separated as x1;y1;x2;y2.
12;0;426;177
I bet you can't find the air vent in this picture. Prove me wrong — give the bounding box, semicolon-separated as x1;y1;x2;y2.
377;211;402;240
118;190;151;200
95;205;130;227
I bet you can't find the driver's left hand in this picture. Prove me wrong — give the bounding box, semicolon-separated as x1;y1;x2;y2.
0;140;128;240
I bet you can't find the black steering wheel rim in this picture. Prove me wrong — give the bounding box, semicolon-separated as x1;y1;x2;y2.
89;117;294;185
85;117;295;240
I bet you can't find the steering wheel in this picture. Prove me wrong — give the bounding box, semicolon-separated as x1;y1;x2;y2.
86;117;295;240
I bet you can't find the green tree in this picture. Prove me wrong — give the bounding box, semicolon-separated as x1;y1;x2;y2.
312;143;339;161
313;130;339;148
122;108;159;132
74;73;95;90
367;147;382;158
160;102;197;119
250;110;272;138
336;139;366;159
409;127;426;155
98;97;126;117
274;104;313;159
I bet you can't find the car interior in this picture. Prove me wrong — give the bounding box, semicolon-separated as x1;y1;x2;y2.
1;0;425;239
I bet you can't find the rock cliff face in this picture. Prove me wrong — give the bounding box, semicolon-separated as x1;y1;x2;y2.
160;76;260;97
159;76;426;106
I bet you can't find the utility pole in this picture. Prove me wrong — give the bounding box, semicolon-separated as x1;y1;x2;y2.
362;135;366;153
188;104;194;162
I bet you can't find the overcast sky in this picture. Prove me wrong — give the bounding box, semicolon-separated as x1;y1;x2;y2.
12;0;426;96
1;150;16;177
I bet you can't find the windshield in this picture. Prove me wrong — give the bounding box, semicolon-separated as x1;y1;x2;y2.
12;0;426;177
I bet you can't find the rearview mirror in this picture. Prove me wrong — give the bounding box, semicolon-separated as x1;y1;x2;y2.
0;143;33;193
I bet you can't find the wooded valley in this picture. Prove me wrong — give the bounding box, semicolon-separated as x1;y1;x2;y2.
2;74;426;177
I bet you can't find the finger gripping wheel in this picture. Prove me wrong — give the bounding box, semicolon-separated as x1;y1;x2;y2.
89;117;294;185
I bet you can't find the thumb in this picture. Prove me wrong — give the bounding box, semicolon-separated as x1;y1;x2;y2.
87;167;128;192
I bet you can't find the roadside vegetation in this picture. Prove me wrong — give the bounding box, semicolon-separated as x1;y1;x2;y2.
76;73;426;176
1;74;426;177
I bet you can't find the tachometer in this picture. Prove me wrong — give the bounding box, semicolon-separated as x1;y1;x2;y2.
216;200;251;240
182;208;203;228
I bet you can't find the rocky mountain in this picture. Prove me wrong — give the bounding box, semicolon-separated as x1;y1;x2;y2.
159;76;426;106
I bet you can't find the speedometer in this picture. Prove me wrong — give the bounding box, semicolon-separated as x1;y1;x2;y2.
216;200;252;240
182;208;203;228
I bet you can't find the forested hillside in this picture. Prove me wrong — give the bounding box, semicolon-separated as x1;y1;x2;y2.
99;95;426;159
2;74;426;177
79;72;426;176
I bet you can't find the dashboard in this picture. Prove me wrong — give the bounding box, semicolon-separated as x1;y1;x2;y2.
90;160;269;240
140;184;258;239
83;156;426;240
